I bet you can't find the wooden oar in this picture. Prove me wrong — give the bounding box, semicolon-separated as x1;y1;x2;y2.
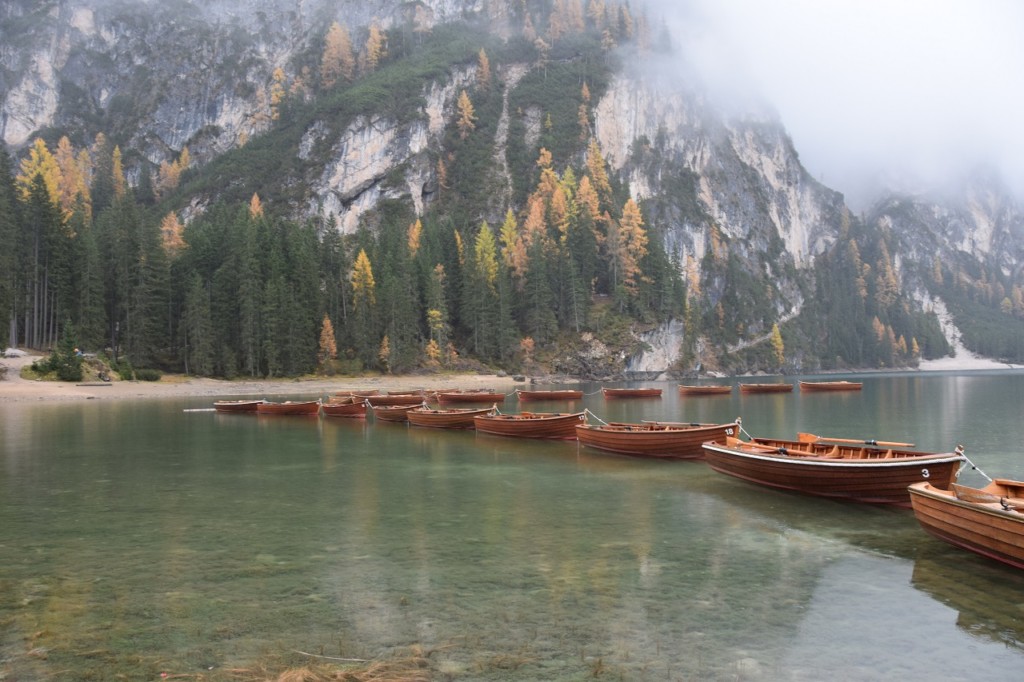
799;432;915;448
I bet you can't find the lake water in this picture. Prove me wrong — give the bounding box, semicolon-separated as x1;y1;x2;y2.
3;371;1024;680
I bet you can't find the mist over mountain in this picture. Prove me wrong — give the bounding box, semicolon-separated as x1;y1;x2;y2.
2;0;1022;376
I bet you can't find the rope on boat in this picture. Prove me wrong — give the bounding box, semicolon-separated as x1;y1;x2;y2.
582;388;604;396
584;408;608;425
736;416;754;441
955;444;993;482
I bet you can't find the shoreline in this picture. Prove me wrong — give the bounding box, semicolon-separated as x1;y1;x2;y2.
0;353;519;404
2;352;1020;404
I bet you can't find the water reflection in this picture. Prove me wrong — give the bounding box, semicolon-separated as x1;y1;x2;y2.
911;555;1024;650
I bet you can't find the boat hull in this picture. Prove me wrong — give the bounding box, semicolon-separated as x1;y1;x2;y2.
702;438;962;506
601;388;663;398
739;383;793;393
322;399;369;418
213;400;265;412
407;406;494;429
366;394;426;406
435;392;506;405
909;481;1024;570
516;390;584;401
255;400;321;416
576;422;738;459
474;412;586;439
799;380;863;391
372;404;419;422
678;385;732;396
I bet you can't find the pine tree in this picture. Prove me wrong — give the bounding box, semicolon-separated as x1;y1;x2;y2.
0;147;21;347
182;272;214;375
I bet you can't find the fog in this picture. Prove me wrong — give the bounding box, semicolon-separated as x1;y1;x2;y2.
651;0;1024;207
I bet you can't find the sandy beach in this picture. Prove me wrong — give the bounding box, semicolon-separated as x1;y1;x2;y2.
0;352;519;403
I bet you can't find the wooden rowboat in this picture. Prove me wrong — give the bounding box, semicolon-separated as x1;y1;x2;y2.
678;384;732;396
799;380;863;392
575;420;739;460
334;389;379;397
435;390;507;405
366;393;429;406
601;387;663;398
516;389;584;401
255;400;321;416
371;404;422;422
909;479;1024;570
739;382;793;393
474;411;586;440
701;435;964;507
213;399;266;412
407;405;494;429
322;396;369;418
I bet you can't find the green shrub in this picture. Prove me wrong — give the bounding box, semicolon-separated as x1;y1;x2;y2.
135;368;162;381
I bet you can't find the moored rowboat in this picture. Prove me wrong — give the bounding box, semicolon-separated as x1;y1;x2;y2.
366;393;429;406
678;384;732;396
322;396;370;418
213;399;266;412
701;435;964;506
909;479;1024;570
799;380;863;391
474;411;586;440
516;389;584;401
575;420;739;459
601;387;663;398
407;405;494;429
739;383;793;393
256;400;321;416
435;390;507;405
372;403;422;422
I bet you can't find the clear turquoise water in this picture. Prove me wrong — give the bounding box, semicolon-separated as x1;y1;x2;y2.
2;372;1024;680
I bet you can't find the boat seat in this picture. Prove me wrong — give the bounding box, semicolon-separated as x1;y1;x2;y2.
882;449;894;459
823;446;841;458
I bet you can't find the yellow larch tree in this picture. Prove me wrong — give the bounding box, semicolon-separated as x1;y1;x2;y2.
770;323;785;367
588;0;607;29
498;208;525;274
321;22;355;87
159;212;187;257
17;138;61;203
270;67;286;120
362;22;386;74
585;138;612;207
615;198;647;295
477;48;491;90
249;193;264;218
318;314;338;367
112;146;126;199
456;90;476;139
474;221;499;289
351;248;377;306
407;219;422;256
54;136;90;216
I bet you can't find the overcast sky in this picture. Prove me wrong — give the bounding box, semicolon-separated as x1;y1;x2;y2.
655;0;1024;207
